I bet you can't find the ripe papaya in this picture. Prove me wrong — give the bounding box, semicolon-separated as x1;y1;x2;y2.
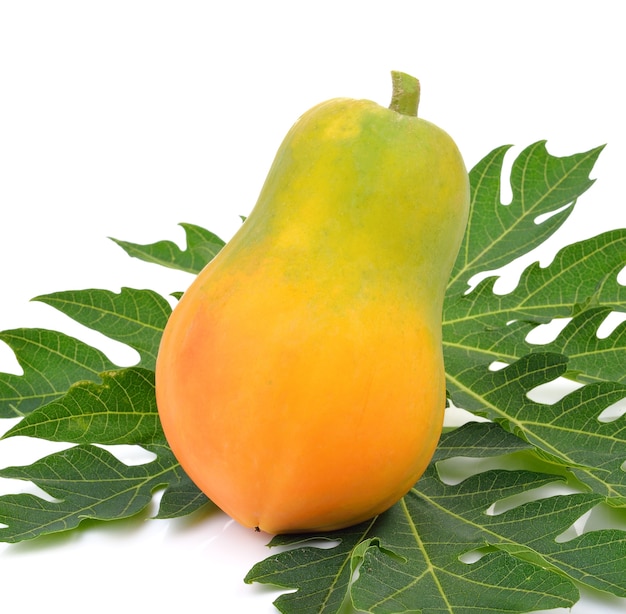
155;72;470;534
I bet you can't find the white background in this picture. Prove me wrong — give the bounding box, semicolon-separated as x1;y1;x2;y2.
1;2;625;613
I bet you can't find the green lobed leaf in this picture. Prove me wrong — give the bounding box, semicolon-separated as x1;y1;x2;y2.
441;138;626;396
432;420;534;460
110;222;225;274
245;521;377;614
444;223;626;387
446;352;626;503
0;367;210;541
1;367;162;445
530;307;626;383
448;305;626;385
32;287;171;370
0;328;116;418
351;475;620;613
0;443;191;543
448;141;604;295
446;228;626;328
155;472;214;519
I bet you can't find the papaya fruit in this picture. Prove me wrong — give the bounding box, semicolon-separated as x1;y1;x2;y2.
155;72;470;534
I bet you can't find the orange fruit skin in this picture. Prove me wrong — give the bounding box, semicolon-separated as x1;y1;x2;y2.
155;94;469;534
156;265;446;533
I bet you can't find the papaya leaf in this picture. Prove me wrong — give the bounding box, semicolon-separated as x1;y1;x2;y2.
446;305;626;385
1;368;162;445
0;442;191;543
110;222;225;274
350;474;622;613
443;149;626;385
446;352;626;503
432;420;534;461
32;287;171;370
442;229;626;381
0;328;116;418
448;141;604;295
155;472;215;519
0;367;210;542
244;520;378;614
446;228;626;329
530;307;626;383
246;422;626;614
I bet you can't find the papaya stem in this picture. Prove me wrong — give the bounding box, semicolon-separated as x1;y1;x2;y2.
389;71;420;117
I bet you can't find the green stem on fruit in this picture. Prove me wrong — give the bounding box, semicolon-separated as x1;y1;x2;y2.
389;71;420;117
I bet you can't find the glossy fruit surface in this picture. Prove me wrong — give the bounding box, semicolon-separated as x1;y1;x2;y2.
155;73;470;533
